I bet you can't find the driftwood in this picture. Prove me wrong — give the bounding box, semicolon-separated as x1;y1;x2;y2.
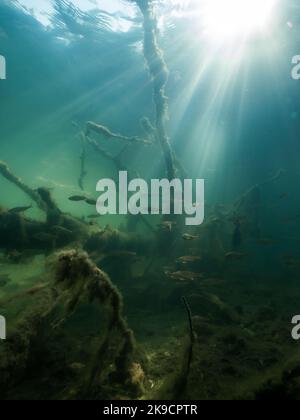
0;162;87;249
0;160;156;252
84;0;183;182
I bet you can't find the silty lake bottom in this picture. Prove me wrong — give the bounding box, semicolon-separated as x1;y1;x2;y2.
1;0;300;400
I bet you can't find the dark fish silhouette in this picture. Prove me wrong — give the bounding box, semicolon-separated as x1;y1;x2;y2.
9;205;32;214
158;221;177;232
225;252;246;260
51;226;74;237
85;198;97;206
68;195;86;202
166;270;204;282
182;234;199;241
176;256;202;264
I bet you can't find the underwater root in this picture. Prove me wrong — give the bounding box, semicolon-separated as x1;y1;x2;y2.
53;250;144;397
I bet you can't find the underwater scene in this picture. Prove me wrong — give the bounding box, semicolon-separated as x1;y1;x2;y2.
1;0;300;401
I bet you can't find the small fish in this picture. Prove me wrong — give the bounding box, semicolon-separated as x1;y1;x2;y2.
85;198;97;206
176;256;202;264
282;257;300;268
71;121;80;129
96;251;138;264
285;261;299;269
68;195;86;202
51;226;74;236
70;363;86;371
279;193;288;200
225;252;246;260
159;221;177;232
106;251;138;259
9;205;32;214
87;214;101;219
182;233;199;241
166;271;204;283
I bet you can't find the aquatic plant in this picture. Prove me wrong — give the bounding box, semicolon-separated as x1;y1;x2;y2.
0;249;145;399
53;250;143;396
180;296;195;395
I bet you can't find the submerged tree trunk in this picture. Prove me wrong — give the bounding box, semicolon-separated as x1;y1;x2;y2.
135;0;176;180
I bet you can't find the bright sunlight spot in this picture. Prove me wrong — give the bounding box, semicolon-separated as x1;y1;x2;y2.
201;0;278;41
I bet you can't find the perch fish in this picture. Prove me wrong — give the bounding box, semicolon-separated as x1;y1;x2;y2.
166;270;204;282
182;234;199;241
68;195;86;202
176;256;202;264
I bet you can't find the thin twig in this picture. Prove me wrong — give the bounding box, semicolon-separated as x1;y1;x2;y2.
86;121;153;146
